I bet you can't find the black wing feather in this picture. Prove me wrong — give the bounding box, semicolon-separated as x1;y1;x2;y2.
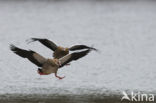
69;45;97;51
10;45;45;67
29;38;57;51
59;49;91;68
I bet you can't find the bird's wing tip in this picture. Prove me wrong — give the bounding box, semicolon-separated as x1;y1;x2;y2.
25;38;37;44
10;44;15;48
90;45;98;52
10;44;17;51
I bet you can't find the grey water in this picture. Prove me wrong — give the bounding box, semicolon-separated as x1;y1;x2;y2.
0;0;156;103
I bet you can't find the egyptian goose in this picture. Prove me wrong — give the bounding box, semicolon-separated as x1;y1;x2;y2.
10;45;92;79
27;38;97;59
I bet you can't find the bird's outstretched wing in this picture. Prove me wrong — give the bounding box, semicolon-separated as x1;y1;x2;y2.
27;38;57;51
10;45;47;67
69;45;98;51
59;49;91;68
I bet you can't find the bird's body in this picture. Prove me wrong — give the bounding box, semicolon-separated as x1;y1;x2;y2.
39;59;59;75
10;45;92;79
53;46;69;59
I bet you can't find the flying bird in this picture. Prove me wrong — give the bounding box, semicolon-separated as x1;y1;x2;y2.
27;38;97;59
10;45;91;79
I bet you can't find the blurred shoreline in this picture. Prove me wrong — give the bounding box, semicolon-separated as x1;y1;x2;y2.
0;93;121;103
0;93;155;103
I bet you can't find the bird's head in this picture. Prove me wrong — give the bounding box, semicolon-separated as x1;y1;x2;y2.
37;68;44;75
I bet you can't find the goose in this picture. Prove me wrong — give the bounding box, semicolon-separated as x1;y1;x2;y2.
27;38;97;59
10;45;92;79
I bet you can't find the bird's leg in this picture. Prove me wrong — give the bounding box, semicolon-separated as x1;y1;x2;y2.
55;72;65;80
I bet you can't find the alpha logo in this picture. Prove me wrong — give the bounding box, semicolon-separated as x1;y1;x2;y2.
121;91;155;102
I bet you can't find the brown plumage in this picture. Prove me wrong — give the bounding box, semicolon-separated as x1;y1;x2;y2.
27;38;97;59
10;45;91;79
